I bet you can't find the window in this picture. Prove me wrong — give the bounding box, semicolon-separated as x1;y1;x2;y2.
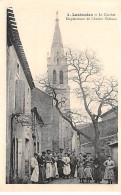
17;63;19;75
53;70;56;84
59;70;63;84
57;58;59;65
15;80;25;113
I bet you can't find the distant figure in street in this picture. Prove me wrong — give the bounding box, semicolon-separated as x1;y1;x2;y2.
57;148;64;178
62;152;71;179
93;154;102;183
103;155;115;184
45;150;53;182
70;151;77;178
30;153;39;184
37;151;46;184
84;163;92;183
78;163;85;183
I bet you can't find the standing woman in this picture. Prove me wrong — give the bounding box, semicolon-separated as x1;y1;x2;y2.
93;154;102;183
30;153;39;184
103;155;115;184
51;153;56;180
62;152;71;179
37;152;46;184
53;153;59;178
45;150;53;182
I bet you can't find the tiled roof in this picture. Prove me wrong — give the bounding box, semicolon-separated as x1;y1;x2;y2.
101;106;118;118
7;7;35;90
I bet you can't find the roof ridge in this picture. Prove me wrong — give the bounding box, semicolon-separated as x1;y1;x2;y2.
7;8;35;90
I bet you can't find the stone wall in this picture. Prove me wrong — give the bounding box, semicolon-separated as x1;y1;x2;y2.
31;87;60;153
78;116;118;159
79;116;118;145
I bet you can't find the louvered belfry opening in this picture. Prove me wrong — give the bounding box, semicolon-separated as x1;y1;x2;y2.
53;70;57;84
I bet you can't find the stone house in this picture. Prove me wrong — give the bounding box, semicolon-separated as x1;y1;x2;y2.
6;8;44;183
31;107;44;155
31;87;58;152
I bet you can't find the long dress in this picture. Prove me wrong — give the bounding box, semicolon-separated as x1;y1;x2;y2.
51;157;56;178
93;158;102;182
45;155;53;179
54;157;59;177
31;157;39;183
62;156;71;176
103;160;115;180
37;155;46;184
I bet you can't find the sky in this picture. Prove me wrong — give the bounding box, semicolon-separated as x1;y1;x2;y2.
6;0;120;112
9;0;120;78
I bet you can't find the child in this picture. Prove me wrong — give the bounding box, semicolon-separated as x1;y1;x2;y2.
78;163;85;183
84;163;92;183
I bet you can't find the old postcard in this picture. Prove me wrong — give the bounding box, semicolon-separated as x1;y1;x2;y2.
0;0;121;192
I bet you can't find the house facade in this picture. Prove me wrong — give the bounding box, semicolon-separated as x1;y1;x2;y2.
31;87;59;152
7;8;44;183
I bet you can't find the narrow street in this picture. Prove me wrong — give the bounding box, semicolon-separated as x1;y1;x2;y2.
49;178;111;184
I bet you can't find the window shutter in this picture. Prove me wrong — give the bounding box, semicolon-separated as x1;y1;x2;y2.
53;70;56;84
15;80;25;113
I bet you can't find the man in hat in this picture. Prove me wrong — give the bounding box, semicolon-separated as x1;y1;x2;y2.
37;151;46;184
45;149;53;182
70;151;77;178
57;148;64;178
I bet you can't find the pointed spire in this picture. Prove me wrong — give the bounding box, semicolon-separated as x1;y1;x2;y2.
51;11;64;56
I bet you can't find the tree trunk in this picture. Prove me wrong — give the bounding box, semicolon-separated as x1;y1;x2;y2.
94;138;99;155
93;120;100;155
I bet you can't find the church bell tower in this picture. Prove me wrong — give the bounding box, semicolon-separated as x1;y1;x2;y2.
47;11;71;150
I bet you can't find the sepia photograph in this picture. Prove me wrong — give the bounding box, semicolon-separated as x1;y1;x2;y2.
2;0;120;190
